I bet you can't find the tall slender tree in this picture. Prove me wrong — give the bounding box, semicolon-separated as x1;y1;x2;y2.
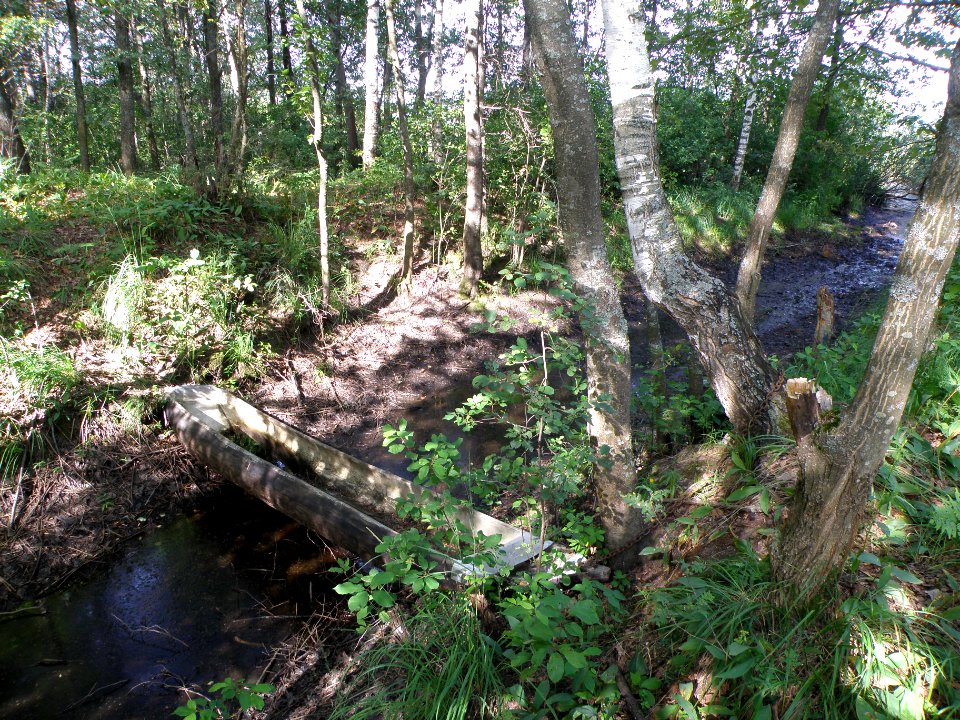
734;0;842;323
202;0;226;191
293;0;331;306
524;0;643;561
361;0;379;169
384;0;416;285
132;21;162;170
329;0;359;165
226;0;249;181
0;69;30;174
115;11;138;175
264;0;276;105
277;0;294;89
158;0;200;172
460;0;483;297
64;0;90;171
773;40;960;593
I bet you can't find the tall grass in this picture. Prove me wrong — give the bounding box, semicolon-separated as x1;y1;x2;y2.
330;595;506;720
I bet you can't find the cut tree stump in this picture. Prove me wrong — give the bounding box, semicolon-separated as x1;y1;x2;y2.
814;286;835;346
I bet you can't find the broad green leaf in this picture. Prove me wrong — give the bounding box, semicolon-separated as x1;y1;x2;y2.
547;652;565;683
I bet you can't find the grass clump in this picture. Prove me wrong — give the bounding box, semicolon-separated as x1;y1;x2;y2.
330;595;506;720
634;551;960;719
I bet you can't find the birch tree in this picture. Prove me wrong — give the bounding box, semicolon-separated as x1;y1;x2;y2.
523;0;644;559
601;0;781;436
734;0;842;323
461;0;484;297
362;0;379;169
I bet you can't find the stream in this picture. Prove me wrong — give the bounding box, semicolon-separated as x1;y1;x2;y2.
0;199;914;719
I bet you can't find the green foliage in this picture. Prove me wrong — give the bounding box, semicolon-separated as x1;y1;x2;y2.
172;678;275;720
500;574;624;717
642;551;960;719
332;267;630;719
329;596;506;720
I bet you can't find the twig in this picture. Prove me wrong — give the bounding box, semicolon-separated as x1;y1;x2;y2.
616;669;647;720
64;678;129;712
0;605;46;623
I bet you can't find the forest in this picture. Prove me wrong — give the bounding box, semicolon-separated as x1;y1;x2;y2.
1;0;959;716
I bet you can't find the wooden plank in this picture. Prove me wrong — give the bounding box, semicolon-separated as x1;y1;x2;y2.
166;385;552;578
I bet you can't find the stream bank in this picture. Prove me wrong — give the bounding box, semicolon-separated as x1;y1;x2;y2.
0;199;915;718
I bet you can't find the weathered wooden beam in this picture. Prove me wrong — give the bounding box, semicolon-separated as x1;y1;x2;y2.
165;385;553;580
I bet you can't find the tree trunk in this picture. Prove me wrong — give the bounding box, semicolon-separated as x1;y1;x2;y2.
381;56;393;134
600;0;782;436
734;0;841;323
384;0;416;285
277;0;294;90
815;23;844;133
773;40;960;594
133;22;162;171
730;84;755;191
330;1;359;166
293;0;331;307
524;0;644;561
64;0;90;171
426;0;444;161
203;0;226;193
226;0;249;182
460;0;483;297
158;0;200;172
0;71;29;174
115;12;138;175
265;0;276;105
362;0;380;169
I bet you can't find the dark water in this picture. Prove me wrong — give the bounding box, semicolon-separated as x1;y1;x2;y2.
0;485;338;720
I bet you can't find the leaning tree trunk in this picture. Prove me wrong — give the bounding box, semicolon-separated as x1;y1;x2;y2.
361;0;380;170
730;83;755;191
773;40;960;594
115;12;138;175
203;0;227;193
65;0;90;171
600;0;782;436
460;0;484;297
524;0;644;562
158;0;200;173
0;70;29;174
384;0;417;286
734;0;841;323
293;0;331;307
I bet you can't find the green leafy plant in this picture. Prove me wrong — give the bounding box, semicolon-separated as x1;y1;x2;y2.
172;678;274;720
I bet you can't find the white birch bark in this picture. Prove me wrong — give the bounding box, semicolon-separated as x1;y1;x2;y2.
600;0;781;435
362;0;380;170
